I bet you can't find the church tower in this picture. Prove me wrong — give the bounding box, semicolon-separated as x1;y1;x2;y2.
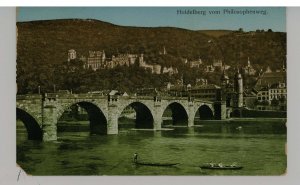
282;60;286;72
234;68;244;108
220;66;230;106
163;46;167;55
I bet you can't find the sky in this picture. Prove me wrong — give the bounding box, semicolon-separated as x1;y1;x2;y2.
17;7;286;32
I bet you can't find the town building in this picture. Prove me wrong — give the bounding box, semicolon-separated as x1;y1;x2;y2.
255;69;286;90
213;59;222;67
205;65;215;72
256;87;269;102
167;82;221;101
162;66;178;75
188;84;221;101
254;66;287;110
205;59;230;72
268;82;287;102
189;58;203;68
196;78;208;86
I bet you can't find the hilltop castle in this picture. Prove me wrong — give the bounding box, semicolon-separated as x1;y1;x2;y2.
67;49;178;75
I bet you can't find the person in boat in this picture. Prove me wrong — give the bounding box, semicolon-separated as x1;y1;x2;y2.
230;162;237;167
133;153;138;163
218;163;223;167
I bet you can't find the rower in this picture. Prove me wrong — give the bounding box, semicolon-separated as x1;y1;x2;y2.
133;153;138;163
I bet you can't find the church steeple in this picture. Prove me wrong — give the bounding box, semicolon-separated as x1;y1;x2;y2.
247;57;251;67
221;64;229;86
282;60;286;72
102;50;106;61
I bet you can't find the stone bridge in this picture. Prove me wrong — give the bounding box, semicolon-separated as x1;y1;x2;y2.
17;93;226;141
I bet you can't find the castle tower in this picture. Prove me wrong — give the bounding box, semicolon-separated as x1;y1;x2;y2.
247;57;251;67
139;54;144;66
220;66;229;103
68;49;77;61
163;46;167;55
234;68;244;108
102;50;106;62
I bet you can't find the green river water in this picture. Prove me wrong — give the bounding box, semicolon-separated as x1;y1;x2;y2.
17;118;286;176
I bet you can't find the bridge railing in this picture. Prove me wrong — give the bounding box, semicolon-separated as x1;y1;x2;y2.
16;94;42;100
17;93;216;104
45;93;107;99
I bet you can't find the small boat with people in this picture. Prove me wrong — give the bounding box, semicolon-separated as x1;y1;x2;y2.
200;162;243;170
133;153;179;167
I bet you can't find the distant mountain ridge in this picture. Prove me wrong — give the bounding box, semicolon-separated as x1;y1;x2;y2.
17;19;285;67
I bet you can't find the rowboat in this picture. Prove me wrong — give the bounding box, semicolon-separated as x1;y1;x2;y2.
134;161;179;167
132;153;179;167
200;163;243;170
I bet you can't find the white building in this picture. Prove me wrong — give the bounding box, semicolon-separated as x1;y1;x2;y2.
189;58;203;68
257;87;269;102
68;49;77;61
268;82;287;101
257;82;286;103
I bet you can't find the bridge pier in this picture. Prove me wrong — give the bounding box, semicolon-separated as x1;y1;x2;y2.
107;107;119;134
42;104;58;141
188;101;195;127
188;117;194;127
153;116;162;130
107;115;118;134
213;101;227;120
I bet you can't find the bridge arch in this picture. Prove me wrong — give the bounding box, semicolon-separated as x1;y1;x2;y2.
57;101;107;135
162;101;189;126
117;101;154;129
16;108;43;140
195;104;214;120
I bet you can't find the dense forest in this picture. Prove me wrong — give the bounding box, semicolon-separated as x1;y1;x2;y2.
16;19;286;94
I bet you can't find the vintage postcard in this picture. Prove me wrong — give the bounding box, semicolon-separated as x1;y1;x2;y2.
16;7;286;176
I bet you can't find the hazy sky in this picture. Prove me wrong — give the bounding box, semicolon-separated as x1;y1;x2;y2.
17;7;286;32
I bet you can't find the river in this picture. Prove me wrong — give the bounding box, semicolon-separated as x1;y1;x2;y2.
17;118;286;175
